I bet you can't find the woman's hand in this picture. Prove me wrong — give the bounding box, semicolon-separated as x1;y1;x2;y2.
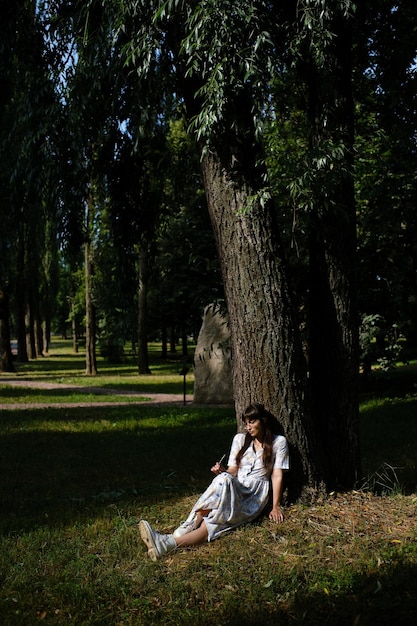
269;506;284;523
210;462;225;475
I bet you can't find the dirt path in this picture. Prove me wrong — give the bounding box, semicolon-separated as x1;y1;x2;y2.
0;379;193;410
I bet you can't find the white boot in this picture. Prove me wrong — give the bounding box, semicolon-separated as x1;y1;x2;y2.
139;520;177;561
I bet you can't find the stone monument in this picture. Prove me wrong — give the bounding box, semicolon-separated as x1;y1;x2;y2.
193;303;233;404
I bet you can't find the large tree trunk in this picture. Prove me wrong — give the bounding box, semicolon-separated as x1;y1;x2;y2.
306;16;361;490
201;151;325;500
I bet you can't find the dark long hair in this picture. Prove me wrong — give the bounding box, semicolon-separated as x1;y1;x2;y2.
235;403;282;474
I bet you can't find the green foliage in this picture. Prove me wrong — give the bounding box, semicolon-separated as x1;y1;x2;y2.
179;0;274;143
354;0;417;344
117;0;358;232
148;118;223;336
118;0;275;155
360;314;404;372
292;0;356;66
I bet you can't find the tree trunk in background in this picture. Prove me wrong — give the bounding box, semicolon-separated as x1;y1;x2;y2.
72;310;79;353
85;194;97;376
201;151;325;500
0;288;15;373
137;243;151;374
42;319;50;355
25;305;36;359
181;330;188;356
306;17;360;490
41;279;53;354
15;228;28;363
16;299;28;363
34;317;43;357
161;326;167;359
31;282;43;358
170;327;176;353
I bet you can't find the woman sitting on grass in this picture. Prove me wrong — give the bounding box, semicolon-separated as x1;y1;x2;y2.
139;403;290;561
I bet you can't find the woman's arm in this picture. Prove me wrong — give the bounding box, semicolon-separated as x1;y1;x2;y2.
269;468;285;522
211;433;244;476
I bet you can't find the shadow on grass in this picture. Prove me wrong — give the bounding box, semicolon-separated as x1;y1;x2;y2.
0;405;235;534
16;357;87;373
0;385;149;400
221;562;417;625
14;363;189;380
360;395;417;494
0;378;190;396
13;343;191;378
359;365;417;400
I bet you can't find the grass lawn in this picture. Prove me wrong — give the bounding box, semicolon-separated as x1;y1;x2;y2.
0;341;416;625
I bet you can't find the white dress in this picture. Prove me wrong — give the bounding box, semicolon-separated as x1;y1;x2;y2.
183;433;290;542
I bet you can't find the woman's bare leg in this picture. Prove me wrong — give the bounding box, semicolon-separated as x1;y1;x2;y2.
175;521;209;547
